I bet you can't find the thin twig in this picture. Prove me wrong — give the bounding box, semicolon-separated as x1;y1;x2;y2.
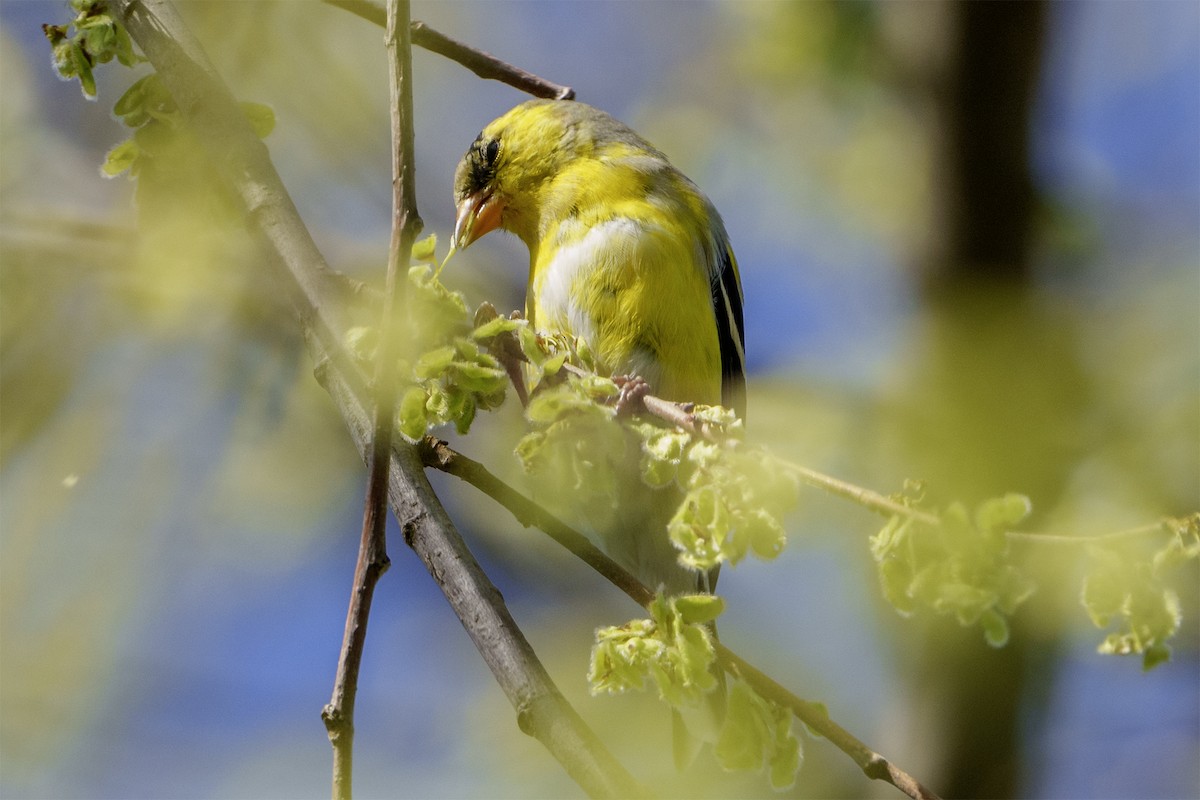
421;438;940;800
1005;520;1177;545
789;465;940;526
411;20;575;100
323;0;575;99
109;2;642;795
568;364;941;527
560;363;729;438
639;396;939;525
641;394;726;439
321;1;422;796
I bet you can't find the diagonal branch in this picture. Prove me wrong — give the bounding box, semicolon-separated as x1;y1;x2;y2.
324;0;575;99
419;437;654;608
420;439;941;800
311;338;648;800
107;1;640;796
570;362;940;527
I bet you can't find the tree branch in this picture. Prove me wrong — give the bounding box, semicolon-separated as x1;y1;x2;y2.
322;0;424;795
110;0;357;357
420;438;941;800
311;342;647;799
323;0;575;100
108;1;640;795
419;437;654;608
578;367;940;527
788;464;939;526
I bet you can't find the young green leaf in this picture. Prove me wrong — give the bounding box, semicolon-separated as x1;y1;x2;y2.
112;22;139;66
101;138;139;177
397;387;429;441
588;592;723;708
70;42;96;98
471;314;524;341
674;593;726;625
113;74;150;118
714;681;802;790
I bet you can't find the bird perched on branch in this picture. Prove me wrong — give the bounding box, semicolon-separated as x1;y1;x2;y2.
453;98;743;766
451;99;746;593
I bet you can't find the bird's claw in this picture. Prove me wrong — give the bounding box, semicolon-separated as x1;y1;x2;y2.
613;374;651;417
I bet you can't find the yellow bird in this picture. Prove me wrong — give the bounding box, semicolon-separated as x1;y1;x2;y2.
452;99;746;592
452;99;745;413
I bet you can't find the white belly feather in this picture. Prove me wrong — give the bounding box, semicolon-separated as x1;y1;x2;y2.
535;217;645;343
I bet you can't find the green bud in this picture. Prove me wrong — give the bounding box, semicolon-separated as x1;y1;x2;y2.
411;233;438;264
975;493;1032;534
239;102;275;139
673;594;725;625
397;387;428;440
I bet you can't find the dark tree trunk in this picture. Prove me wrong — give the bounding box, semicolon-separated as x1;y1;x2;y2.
931;0;1048;286
915;4;1060;799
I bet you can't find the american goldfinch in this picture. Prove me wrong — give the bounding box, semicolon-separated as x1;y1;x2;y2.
453;99;745;414
453;100;742;761
452;99;746;592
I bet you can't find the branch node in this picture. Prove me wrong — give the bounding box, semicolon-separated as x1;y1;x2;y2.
321;703;349;735
367;552;392;576
863;755;891;780
515;700;537;736
401;519;419;548
418;435;450;469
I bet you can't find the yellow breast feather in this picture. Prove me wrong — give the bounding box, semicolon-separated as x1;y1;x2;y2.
532;207;723;404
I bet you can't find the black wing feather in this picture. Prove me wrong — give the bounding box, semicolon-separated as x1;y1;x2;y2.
712;243;746;417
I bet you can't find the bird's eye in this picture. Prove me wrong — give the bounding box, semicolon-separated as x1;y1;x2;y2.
483;139;500;166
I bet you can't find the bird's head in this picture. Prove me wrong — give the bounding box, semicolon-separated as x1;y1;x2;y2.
452;99;605;249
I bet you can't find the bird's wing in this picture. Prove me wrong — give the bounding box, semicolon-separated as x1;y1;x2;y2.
711;238;746;417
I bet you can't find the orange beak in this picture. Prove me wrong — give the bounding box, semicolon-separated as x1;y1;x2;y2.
453;189;505;250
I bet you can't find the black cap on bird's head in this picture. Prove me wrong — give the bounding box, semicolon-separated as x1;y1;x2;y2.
452;99;606;249
451;99;666;250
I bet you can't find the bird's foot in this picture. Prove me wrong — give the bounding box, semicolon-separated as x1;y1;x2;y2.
612;374;651;417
